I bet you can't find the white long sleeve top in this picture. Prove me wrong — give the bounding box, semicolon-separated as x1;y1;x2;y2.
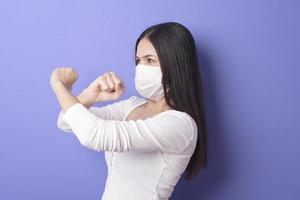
57;95;197;200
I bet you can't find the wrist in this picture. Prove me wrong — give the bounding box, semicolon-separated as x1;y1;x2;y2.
51;80;65;91
77;89;94;108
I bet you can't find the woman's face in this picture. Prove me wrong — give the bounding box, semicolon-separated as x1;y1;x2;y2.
136;38;160;67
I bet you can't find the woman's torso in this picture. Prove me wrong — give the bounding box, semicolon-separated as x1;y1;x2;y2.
101;96;197;200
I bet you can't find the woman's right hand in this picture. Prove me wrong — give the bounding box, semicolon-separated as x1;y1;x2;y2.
77;71;126;107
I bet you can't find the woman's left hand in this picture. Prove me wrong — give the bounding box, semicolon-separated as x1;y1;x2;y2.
50;67;78;91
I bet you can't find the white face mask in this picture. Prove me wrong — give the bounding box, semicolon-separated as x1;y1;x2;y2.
134;63;165;101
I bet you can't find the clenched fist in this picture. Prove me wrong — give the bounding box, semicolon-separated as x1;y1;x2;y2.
78;71;125;104
50;67;78;90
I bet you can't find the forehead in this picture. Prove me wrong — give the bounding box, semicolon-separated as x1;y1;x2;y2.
136;38;158;58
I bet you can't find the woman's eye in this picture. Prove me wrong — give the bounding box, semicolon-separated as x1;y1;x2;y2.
148;59;155;63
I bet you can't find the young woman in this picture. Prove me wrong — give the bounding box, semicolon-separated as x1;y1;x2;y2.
50;21;207;200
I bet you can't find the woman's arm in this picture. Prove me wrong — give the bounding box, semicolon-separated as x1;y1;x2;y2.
51;67;129;133
52;77;195;154
52;81;81;113
61;102;196;154
57;94;133;133
51;67;126;117
50;68;195;154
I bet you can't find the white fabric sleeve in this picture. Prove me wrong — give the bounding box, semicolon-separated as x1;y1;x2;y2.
61;102;195;154
57;97;131;133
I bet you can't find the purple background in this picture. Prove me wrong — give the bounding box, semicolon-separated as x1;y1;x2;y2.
0;0;299;199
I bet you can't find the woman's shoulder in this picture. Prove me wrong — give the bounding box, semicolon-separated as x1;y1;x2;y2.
127;96;197;129
122;96;197;137
160;109;198;141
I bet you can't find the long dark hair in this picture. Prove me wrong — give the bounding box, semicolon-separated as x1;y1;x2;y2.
134;22;208;180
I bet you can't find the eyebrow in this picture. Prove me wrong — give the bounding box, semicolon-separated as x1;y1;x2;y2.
135;54;156;59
